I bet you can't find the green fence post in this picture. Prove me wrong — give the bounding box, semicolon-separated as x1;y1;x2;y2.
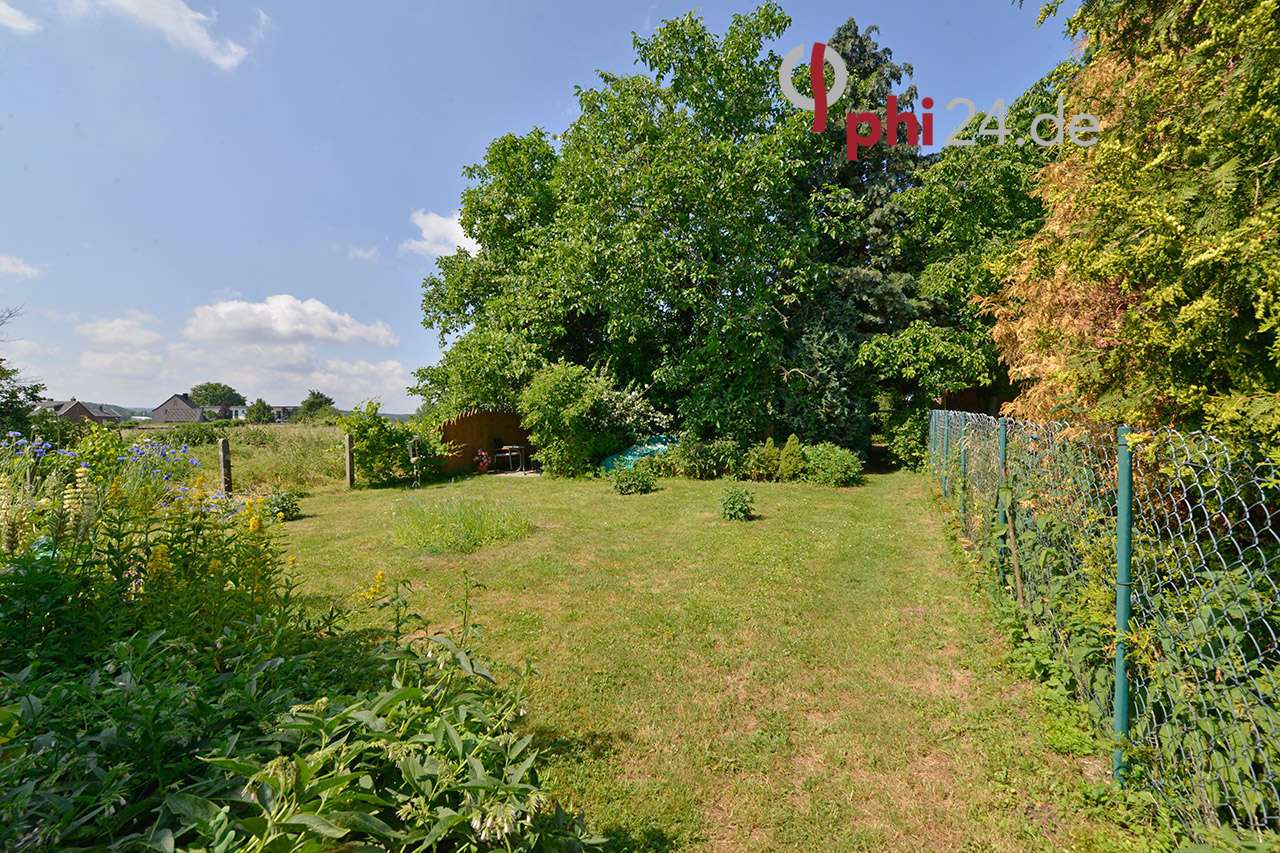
942;414;950;499
997;416;1008;524
959;412;967;522
1113;425;1134;782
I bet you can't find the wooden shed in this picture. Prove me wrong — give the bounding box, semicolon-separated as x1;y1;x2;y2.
439;408;532;475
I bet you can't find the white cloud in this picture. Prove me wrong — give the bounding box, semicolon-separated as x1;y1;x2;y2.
64;0;268;70
79;348;162;378
347;246;380;263
5;340;60;362
0;2;40;33
0;254;40;278
399;209;479;257
75;309;163;347
183;294;399;347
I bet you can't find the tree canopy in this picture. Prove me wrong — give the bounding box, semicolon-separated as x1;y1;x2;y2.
189;382;246;408
415;4;923;451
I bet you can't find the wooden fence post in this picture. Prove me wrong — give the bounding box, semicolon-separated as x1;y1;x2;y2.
217;437;232;494
345;433;355;488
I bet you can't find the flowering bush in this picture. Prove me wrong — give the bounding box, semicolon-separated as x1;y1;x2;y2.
475;447;491;473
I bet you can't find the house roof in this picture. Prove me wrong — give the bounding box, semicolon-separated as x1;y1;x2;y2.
155;393;199;410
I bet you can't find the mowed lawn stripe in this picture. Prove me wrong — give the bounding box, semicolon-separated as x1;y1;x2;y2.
285;472;1128;851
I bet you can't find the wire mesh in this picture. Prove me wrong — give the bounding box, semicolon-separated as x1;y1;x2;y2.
928;410;1280;833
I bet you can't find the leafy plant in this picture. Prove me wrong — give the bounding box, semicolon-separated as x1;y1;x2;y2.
339;401;444;487
802;442;864;487
776;434;805;482
719;486;755;521
518;362;636;478
262;489;302;521
667;438;739;480
609;461;657;495
740;437;780;482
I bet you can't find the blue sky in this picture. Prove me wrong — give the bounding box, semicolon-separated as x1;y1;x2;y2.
0;0;1076;411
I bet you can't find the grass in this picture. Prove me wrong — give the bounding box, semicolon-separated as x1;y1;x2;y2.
391;487;534;554
283;472;1152;851
128;423;347;492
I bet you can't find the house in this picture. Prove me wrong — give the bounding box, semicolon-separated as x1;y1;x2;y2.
33;399;120;424
151;394;204;424
229;406;247;420
271;405;300;423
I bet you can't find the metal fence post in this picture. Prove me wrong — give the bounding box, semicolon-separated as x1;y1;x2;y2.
959;412;967;522
1113;425;1134;782
942;414;950;498
997;416;1008;523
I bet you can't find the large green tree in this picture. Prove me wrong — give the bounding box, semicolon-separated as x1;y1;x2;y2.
415;5;923;451
189;382;246;408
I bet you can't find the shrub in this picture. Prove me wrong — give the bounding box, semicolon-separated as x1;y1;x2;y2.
776;433;806;481
338;401;445;486
668;437;739;479
263;488;302;520
741;437;781;481
518;363;621;477
719;485;755;521
802;442;864;486
158;421;227;447
610;461;657;494
392;492;533;554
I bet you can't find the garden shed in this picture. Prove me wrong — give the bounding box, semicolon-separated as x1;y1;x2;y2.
438;408;532;475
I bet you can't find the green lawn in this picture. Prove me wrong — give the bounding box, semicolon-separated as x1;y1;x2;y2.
284;471;1139;851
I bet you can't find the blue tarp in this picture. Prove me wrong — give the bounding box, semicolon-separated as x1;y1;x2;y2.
601;434;679;471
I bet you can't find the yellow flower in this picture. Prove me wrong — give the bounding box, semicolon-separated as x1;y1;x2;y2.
276;511;285;521
287;555;298;568
249;516;263;533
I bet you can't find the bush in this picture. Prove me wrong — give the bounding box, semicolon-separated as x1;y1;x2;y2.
518;363;622;477
777;433;806;481
802;442;864;486
338;401;445;486
392;491;533;554
610;461;657;495
719;485;755;521
158;420;227;447
740;437;781;481
668;437;739;479
263;488;302;521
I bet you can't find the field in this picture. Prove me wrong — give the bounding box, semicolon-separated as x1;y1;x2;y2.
283;471;1145;851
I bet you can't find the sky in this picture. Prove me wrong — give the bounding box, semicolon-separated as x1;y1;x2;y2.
0;0;1077;412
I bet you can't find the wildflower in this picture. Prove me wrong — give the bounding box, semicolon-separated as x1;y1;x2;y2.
5;430;19;438
249;516;262;533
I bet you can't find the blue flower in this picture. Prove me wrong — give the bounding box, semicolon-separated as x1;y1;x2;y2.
5;431;20;438
16;438;27;445
189;459;200;466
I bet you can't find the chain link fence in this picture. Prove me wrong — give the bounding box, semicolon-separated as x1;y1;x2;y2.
928;410;1280;833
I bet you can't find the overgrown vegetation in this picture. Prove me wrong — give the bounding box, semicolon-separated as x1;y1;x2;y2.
0;427;590;850
391;490;534;555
